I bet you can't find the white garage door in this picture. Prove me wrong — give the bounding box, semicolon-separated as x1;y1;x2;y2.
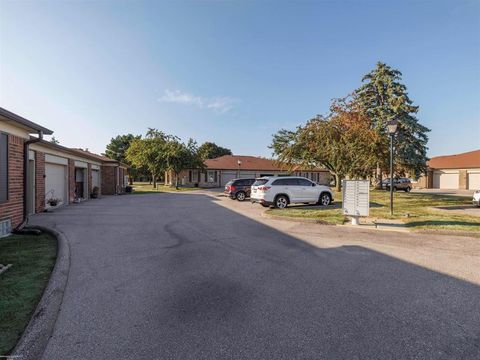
221;171;238;187
45;163;67;203
467;172;480;190
92;169;100;188
432;171;459;189
238;172;257;179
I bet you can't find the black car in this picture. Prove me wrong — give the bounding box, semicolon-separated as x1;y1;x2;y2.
224;178;256;201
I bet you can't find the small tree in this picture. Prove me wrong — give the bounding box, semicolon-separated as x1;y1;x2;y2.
164;138;203;189
125;130;168;188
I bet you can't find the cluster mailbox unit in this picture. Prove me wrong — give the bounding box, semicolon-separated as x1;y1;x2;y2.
342;180;370;225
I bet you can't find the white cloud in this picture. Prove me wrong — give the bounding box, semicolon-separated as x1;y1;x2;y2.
159;89;238;114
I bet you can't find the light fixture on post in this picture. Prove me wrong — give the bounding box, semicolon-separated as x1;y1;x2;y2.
237;159;242;178
387;119;398;215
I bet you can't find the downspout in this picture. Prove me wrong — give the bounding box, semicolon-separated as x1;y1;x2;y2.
15;131;43;232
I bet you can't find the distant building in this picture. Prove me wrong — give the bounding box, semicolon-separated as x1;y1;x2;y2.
165;155;331;188
416;150;480;190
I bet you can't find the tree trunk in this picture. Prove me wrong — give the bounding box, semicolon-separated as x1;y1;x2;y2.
153;174;157;189
175;173;179;190
335;174;342;192
376;162;383;189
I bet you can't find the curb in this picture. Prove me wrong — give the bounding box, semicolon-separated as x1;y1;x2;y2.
262;211;337;225
11;226;71;360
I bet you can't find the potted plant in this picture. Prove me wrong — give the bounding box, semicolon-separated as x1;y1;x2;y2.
47;198;60;207
91;186;99;199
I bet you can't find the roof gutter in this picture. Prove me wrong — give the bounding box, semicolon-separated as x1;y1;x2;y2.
15;131;44;232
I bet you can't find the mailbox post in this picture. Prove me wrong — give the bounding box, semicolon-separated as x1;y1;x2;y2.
342;180;370;225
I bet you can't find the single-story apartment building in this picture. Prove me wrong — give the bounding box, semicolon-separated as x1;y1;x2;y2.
0;107;127;235
416;149;480;190
73;149;129;195
165;155;332;188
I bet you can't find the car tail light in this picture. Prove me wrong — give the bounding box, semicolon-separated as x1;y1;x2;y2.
230;185;236;192
257;186;271;192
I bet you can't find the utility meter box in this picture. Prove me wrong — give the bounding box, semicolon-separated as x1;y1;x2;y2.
342;180;370;224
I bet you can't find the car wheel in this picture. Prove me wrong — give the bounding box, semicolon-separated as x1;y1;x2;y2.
274;195;288;209
236;191;246;201
318;192;332;206
405;186;411;192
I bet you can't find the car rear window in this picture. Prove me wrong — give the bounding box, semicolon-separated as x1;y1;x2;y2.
253;179;269;186
272;178;299;186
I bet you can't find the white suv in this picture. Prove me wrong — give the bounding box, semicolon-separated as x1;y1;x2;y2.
250;176;334;208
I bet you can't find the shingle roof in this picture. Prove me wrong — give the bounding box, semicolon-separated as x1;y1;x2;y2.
0;107;53;135
428;150;480;169
204;155;326;172
72;148;116;162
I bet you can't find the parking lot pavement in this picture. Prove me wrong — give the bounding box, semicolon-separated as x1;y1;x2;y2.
28;192;480;359
208;191;480;285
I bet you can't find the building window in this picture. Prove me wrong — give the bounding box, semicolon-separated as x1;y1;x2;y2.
0;133;8;203
207;171;215;183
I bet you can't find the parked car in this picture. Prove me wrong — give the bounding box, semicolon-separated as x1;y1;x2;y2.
473;189;480;207
224;178;256;201
382;177;412;192
250;176;334;209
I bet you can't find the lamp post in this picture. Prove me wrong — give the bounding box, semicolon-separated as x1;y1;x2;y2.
387;120;398;215
237;159;242;178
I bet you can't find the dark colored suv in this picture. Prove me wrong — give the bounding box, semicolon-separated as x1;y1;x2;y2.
382;177;412;192
224;178;256;201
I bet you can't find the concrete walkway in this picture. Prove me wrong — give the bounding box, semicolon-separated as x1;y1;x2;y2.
29;192;480;359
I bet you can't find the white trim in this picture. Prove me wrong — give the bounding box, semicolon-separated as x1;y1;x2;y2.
45;154;68;166
31;143;102;165
91;164;100;170
0;121;30;139
28;150;35;160
74;160;88;168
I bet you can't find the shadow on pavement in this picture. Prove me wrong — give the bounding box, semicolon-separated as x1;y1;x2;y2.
29;192;480;360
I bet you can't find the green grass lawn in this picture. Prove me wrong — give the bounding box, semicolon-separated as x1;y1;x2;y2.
0;233;57;356
267;190;480;232
131;182;198;193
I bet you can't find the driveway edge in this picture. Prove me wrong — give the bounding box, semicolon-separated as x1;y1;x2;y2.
261;210;338;225
11;226;71;360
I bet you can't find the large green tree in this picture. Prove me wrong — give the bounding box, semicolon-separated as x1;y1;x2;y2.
355;62;430;179
105;134;139;163
197;142;232;160
271;97;380;191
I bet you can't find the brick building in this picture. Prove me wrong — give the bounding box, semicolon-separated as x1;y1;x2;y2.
0;107;128;235
165;155;331;188
416;149;480;190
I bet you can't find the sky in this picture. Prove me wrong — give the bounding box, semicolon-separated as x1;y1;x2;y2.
1;0;479;158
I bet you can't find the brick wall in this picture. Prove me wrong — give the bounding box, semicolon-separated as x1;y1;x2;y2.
459;170;467;190
0;134;24;229
35;151;45;213
87;163;92;197
68;159;75;202
101;165;116;195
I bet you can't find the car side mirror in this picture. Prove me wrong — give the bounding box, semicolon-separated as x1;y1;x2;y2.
312;183;316;187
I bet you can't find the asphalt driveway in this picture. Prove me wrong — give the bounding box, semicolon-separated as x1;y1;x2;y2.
29;193;480;359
